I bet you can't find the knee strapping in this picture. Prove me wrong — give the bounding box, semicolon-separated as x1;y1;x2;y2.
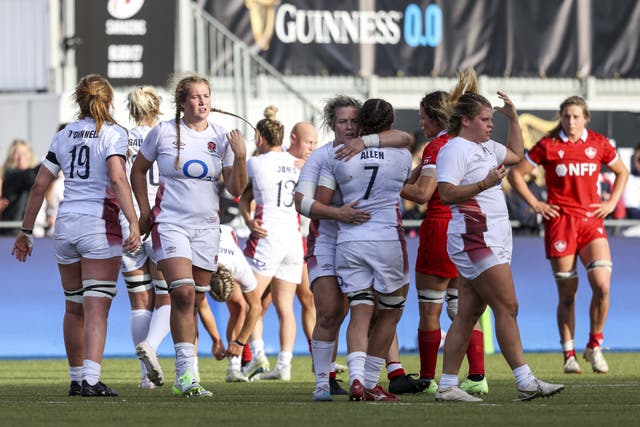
445;288;459;321
64;288;84;304
347;289;375;306
587;260;613;272
82;280;117;299
377;294;406;310
194;283;211;293
417;289;445;304
553;270;578;281
125;274;153;293
153;279;169;295
169;278;195;291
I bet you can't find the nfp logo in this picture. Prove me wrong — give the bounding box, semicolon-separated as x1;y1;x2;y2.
555;162;597;177
403;3;442;47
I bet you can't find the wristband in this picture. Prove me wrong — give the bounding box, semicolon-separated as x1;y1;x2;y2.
361;134;380;148
20;227;33;235
477;180;486;192
234;339;245;347
299;196;314;217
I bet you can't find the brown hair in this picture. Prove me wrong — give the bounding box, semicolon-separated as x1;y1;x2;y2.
127;86;162;126
360;98;395;135
446;68;492;136
322;95;362;132
171;73;211;169
74;74;118;134
547;96;590;138
256;105;284;147
420;90;450;131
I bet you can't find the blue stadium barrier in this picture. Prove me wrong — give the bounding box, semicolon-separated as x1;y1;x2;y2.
0;235;637;358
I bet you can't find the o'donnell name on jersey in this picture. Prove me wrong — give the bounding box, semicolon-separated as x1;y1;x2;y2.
68;129;99;139
361;150;384;159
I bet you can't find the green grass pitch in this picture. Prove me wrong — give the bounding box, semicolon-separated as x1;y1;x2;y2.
1;353;639;426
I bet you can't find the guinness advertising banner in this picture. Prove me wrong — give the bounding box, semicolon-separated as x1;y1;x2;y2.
203;0;640;78
75;0;176;86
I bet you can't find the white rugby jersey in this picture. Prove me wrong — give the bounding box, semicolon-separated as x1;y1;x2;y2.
126;125;160;213
139;118;234;229
296;142;342;256
436;137;508;234
42;117;128;221
247;150;301;231
320;146;412;243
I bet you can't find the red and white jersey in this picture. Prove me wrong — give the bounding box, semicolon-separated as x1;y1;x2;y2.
247;150;300;232
139;118;233;229
297;142;342;256
436;137;508;235
126;125;160;212
526;129;618;217
42;117;128;221
421;131;452;219
320;145;412;243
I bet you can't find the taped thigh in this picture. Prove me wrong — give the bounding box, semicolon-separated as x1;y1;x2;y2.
82;280;117;299
125;274;153;293
64;288;84;304
417;289;445;304
377;294;406;310
586;260;613;273
347;289;375;306
169;278;195;291
153;279;169;295
445;288;459;321
553;270;578;281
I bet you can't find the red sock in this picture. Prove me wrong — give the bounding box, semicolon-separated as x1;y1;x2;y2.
587;332;604;349
563;349;576;360
330;371;337;379
242;343;252;363
466;330;485;376
386;361;405;380
418;329;441;379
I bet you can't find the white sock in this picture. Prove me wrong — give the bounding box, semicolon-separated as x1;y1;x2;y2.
439;373;459;389
175;342;195;378
131;309;152;377
562;340;575;352
146;304;171;350
312;339;334;389
82;359;101;386
513;364;535;389
277;351;293;369
69;366;82;384
347;351;366;386
250;339;265;360
363;355;385;389
229;355;242;371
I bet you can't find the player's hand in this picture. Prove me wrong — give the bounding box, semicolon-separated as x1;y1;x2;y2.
531;200;560;220
590;200;616;219
337;201;371;224
11;232;33;262
483;164;507;188
124;223;141;254
226;340;243;358
212;339;226;360
494;91;518;121
138;212;153;240
227;129;247;159
249;218;268;238
335;139;366;160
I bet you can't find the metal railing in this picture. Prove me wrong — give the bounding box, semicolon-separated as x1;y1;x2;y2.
179;0;322;133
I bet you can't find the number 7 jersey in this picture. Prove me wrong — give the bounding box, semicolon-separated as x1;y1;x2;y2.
320;146;412;243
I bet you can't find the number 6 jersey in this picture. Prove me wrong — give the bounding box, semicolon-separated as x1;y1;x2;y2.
42;117;128;220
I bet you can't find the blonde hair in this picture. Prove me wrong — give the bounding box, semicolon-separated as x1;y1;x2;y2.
74;74;119;135
322;95;361;132
446;68;492;136
256;105;284;147
1;139;36;175
127;86;162;126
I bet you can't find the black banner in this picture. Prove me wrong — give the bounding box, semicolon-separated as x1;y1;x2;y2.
202;0;640;78
76;0;176;86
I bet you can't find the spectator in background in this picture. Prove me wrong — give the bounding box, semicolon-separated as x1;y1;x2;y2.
0;139;39;234
508;95;629;375
505;166;546;235
622;143;640;219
